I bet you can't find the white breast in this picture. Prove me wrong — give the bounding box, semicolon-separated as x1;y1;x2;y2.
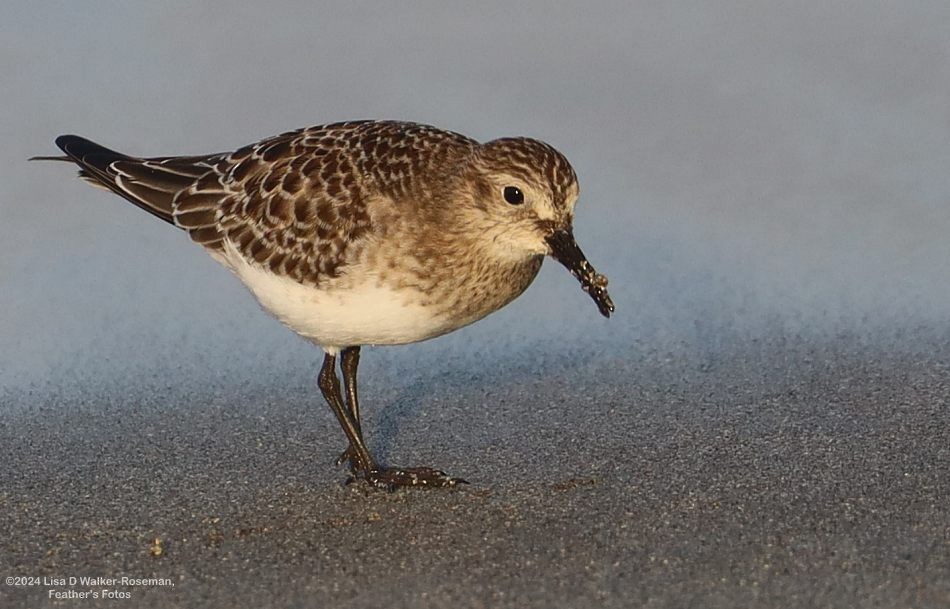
217;247;453;350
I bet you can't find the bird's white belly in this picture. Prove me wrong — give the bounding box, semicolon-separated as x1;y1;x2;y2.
222;250;450;350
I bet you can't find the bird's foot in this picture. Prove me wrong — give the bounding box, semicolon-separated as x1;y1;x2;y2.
334;445;359;467
346;466;468;491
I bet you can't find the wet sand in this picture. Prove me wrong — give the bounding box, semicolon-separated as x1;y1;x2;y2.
2;332;947;608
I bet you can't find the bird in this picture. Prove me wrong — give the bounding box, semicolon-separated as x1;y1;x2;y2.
32;120;614;490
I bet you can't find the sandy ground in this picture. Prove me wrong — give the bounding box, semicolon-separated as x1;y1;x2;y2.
2;332;947;609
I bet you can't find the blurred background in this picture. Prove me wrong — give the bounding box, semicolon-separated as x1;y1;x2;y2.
2;1;949;397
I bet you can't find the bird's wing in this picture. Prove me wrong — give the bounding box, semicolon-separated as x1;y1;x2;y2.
196;120;476;286
48;127;375;281
199;122;378;285
49;121;476;286
51;134;226;227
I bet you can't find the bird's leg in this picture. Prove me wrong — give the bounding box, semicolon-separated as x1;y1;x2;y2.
319;349;466;490
318;352;375;474
335;346;363;467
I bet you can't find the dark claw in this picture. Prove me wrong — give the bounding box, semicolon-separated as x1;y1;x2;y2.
335;446;358;467
347;467;468;490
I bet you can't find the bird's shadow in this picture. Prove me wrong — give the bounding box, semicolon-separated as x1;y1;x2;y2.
367;365;481;465
361;345;594;465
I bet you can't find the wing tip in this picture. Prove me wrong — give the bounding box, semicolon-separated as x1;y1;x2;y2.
55;134;109;158
55;134;84;148
29;135;89;162
28;155;69;162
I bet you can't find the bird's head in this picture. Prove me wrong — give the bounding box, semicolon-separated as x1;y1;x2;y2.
460;137;614;318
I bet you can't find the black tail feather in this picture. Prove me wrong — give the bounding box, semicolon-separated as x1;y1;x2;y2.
34;135;176;225
28;155;70;162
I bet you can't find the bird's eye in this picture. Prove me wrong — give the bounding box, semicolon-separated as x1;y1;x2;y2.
503;186;524;205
